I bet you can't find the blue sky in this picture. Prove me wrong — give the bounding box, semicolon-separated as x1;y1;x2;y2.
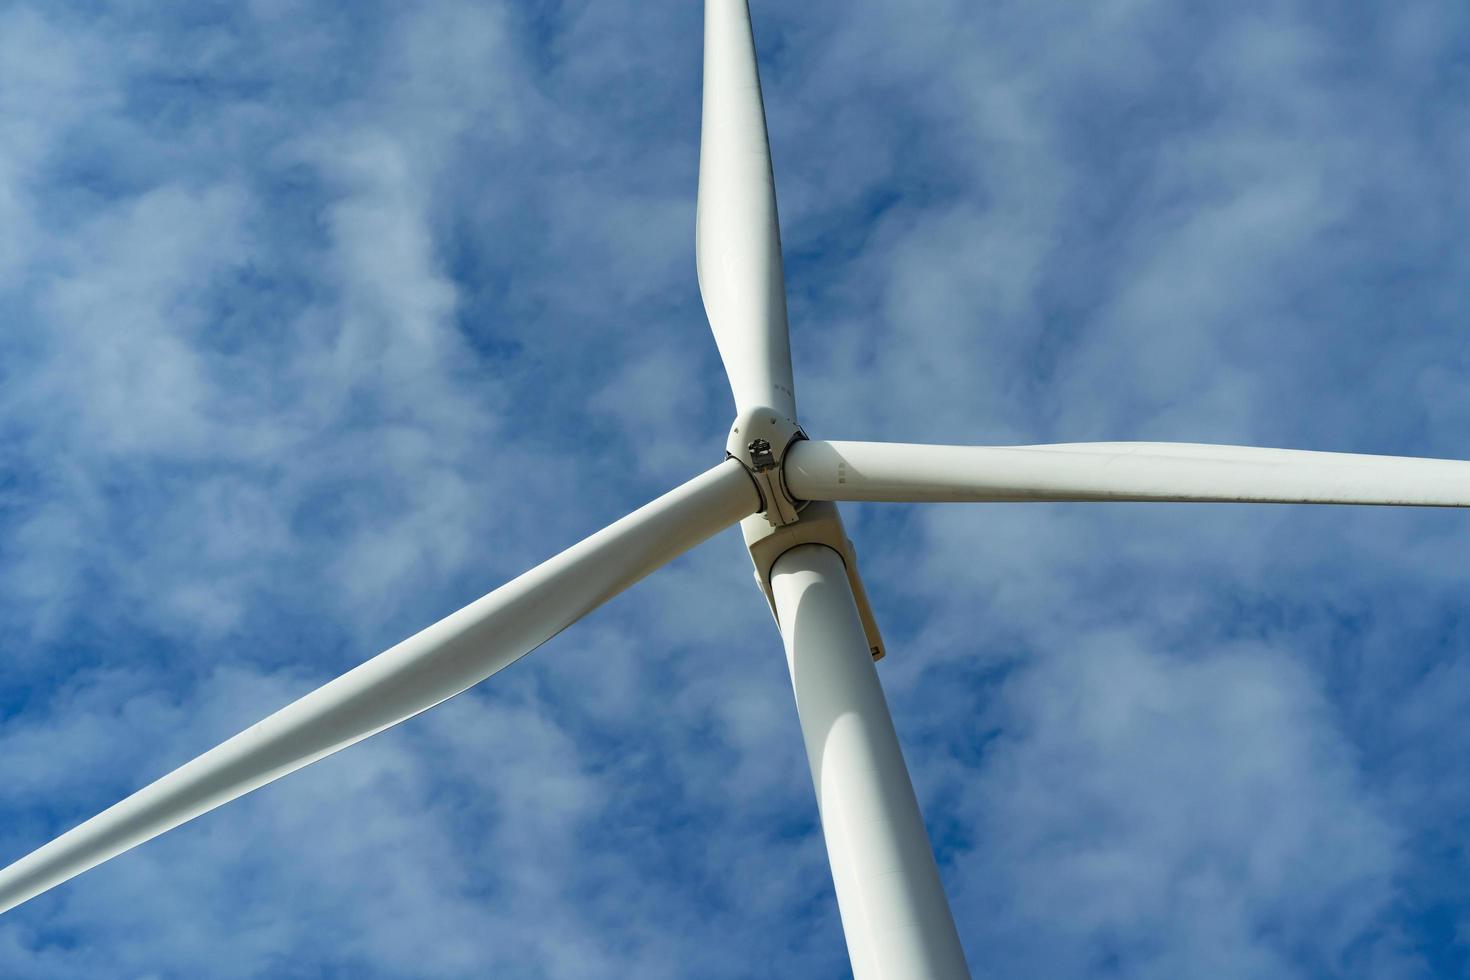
3;0;1470;976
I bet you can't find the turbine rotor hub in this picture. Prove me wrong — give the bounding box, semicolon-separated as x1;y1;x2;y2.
725;407;805;526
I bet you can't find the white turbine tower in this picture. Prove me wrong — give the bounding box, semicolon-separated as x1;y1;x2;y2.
3;3;1470;977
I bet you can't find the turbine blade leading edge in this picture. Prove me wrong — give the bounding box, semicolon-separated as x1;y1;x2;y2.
696;0;797;420
0;459;760;915
784;439;1470;507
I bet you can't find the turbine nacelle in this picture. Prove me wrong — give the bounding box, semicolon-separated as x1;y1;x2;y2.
724;406;886;661
739;501;886;662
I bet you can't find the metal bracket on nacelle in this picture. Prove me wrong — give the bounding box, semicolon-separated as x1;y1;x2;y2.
726;408;885;661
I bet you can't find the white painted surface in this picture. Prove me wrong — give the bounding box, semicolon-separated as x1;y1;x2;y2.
0;460;759;915
696;0;797;419
771;544;969;980
786;439;1470;506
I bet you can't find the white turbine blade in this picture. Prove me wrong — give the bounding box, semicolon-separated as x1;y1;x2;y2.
0;460;758;915
696;0;797;419
784;439;1470;506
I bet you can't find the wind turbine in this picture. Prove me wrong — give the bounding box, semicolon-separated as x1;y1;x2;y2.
4;2;1470;977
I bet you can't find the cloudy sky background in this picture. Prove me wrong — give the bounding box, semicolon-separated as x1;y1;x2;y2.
3;0;1469;976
